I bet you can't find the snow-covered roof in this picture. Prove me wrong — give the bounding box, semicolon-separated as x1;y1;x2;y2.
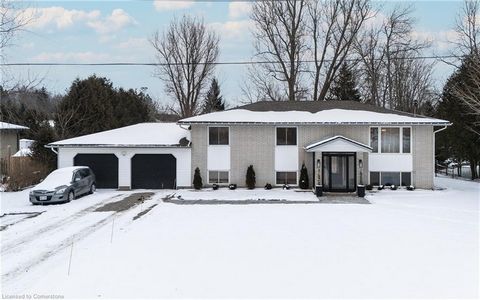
13;148;32;157
48;123;190;148
178;109;450;125
305;135;372;152
0;121;29;130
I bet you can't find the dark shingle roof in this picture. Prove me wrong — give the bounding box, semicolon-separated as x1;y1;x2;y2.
237;100;425;118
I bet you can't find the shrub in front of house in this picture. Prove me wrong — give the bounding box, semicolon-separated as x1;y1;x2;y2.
407;185;415;191
377;185;384;190
193;167;203;190
299;163;309;189
264;183;272;190
390;185;397;190
283;184;291;190
212;184;219;190
366;184;373;190
228;183;237;190
246;165;256;189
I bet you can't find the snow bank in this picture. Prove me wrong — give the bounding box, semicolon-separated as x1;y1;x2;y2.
174;188;319;202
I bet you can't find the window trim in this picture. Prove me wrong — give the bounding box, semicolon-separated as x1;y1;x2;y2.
207;170;230;185
275;126;298;146
369;126;412;154
208;126;230;146
275;171;298;186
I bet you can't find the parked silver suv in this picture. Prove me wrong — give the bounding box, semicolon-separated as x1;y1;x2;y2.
30;166;96;205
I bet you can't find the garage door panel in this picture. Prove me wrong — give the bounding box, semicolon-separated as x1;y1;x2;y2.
74;154;118;189
131;154;176;189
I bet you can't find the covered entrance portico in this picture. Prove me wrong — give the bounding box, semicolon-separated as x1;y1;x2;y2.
305;136;372;193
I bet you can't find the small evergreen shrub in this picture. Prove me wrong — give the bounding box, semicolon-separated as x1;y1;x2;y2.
366;184;373;190
390;185;397;190
299;163;309;189
193;167;203;190
228;183;237;190
407;185;415;191
283;184;291;190
264;183;272;190
246;165;256;189
377;185;384;190
212;184;219;190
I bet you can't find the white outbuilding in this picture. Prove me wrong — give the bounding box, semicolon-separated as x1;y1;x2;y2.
46;123;191;190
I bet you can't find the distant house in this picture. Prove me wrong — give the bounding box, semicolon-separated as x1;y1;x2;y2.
13;139;35;157
0;122;29;161
47;101;451;191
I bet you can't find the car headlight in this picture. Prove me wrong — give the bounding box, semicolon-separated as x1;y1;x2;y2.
55;188;67;194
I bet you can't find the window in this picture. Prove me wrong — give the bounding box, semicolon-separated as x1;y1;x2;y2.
276;128;297;145
370;128;378;153
402;128;411;153
401;172;411;186
209;171;229;184
276;172;297;185
209;127;229;145
381;172;400;186
370;172;380;185
381;128;400;153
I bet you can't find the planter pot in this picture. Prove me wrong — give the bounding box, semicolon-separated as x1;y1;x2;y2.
315;185;323;197
357;185;366;197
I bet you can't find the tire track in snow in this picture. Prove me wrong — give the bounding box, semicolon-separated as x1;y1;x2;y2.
1;193;123;255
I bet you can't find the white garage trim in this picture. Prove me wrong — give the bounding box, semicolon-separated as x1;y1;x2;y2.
57;147;191;189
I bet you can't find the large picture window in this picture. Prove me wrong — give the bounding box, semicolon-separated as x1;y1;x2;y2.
371;127;411;154
208;171;229;184
209;127;229;145
381;128;400;153
276;171;297;185
276;128;297;145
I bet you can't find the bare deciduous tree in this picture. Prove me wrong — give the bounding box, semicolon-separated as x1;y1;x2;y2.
308;0;371;101
454;0;479;56
151;16;219;117
250;0;308;102
354;6;434;112
453;56;480;124
0;0;31;54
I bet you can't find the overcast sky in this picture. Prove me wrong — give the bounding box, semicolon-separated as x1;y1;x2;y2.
4;1;465;107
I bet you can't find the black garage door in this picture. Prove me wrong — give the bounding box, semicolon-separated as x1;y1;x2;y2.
131;154;176;189
74;154;118;188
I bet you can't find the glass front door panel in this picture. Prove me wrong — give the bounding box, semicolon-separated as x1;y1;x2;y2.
331;156;347;190
323;153;356;192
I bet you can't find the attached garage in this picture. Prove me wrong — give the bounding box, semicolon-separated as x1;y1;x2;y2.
47;123;191;190
131;154;176;189
74;154;119;188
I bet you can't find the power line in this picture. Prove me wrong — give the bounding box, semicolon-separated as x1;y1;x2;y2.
0;55;461;67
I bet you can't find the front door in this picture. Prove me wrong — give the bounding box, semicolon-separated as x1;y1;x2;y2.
322;153;356;192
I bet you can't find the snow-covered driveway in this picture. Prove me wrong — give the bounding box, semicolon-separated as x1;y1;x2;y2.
1;177;478;298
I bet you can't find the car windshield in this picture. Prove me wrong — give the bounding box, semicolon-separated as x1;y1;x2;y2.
34;168;76;190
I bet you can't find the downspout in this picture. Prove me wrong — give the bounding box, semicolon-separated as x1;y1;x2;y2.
433;125;449;180
50;147;58;155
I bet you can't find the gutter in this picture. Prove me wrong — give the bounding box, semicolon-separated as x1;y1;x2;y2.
44;144;192;149
177;121;452;126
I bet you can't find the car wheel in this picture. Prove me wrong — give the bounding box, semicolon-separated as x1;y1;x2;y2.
89;183;96;194
68;191;75;202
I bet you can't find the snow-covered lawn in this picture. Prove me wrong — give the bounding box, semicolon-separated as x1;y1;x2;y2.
173;188;319;202
1;177;478;298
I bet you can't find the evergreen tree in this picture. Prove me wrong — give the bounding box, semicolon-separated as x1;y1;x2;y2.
329;63;361;101
299;162;309;189
55;75;156;139
202;78;225;114
246;165;256;189
193;167;203;189
436;55;480;179
30;121;57;172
